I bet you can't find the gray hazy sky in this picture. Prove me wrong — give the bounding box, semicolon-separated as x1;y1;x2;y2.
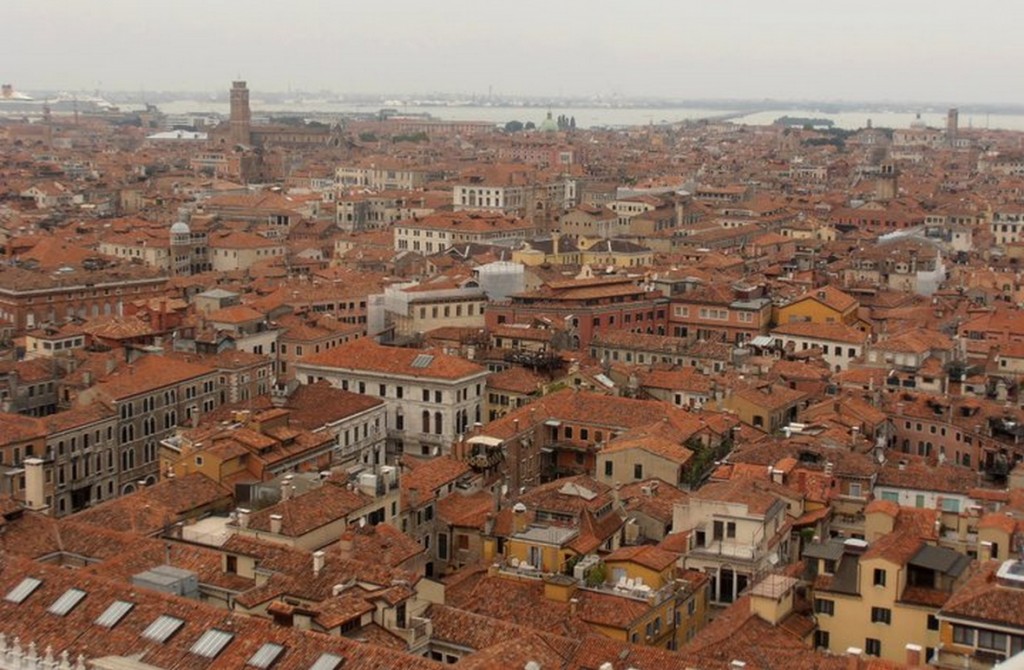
5;0;1023;103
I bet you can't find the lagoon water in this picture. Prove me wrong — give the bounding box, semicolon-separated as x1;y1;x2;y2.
157;99;1024;132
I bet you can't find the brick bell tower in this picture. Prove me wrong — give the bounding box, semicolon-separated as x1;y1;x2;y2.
229;80;251;145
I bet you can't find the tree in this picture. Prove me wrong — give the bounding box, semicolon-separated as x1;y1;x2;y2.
504;120;524;133
585;562;608;587
569;116;576;130
524;121;536;130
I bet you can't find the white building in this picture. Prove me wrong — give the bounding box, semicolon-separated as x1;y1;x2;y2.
294;339;489;459
673;479;791;604
394;211;535;253
771;322;869;372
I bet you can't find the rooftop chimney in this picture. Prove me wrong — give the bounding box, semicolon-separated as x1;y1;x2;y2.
846;647;863;670
281;475;294;502
905;643;923;668
512;502;529;534
339;530;354;559
237;508;251;529
269;514;283;535
313;550;326;576
23;458;47;512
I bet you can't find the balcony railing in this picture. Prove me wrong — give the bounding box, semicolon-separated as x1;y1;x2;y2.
688;540;764;563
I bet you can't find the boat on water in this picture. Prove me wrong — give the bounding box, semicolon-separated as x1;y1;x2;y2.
1;84;33;101
0;84;119;114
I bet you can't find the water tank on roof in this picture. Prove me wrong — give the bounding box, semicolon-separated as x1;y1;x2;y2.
131;565;199;599
477;261;525;301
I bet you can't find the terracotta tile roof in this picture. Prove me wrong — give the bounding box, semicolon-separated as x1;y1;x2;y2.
638;367;713;393
601;426;694;465
436;490;494;529
245;481;373;537
0;553;441;670
480;388;721;442
619;479;688;524
69;473;232;536
772;320;869;344
301;338;487;381
401;457;472;507
399;211;535;233
691;479;787;516
486;365;545;395
941;560;1024;628
83;353;216;401
327;523;424;568
0;412;46;443
730;382;808;412
785;284;859;313
876;460;980;495
604;544;677;571
206;304;267;324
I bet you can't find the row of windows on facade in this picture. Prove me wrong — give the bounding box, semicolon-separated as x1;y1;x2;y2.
1;418;166;468
902;420;973;443
118;385;213;419
672;306;758;323
36;337;84;351
952;624;1024;656
393;410;464;435
331;380;483;403
781;340;860;358
417;302;483;320
877;490;963;512
897;439;972;467
23;284;149;303
604;461;646;481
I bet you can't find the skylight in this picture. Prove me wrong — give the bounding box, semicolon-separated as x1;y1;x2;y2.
247;642;286;669
95;600;134;628
190;629;234;659
4;577;42;604
142;615;185;643
309;652;345;670
410;354;434;369
48;588;87;616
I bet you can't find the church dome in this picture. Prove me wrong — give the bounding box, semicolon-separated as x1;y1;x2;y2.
170;221;190;235
539;111;559;133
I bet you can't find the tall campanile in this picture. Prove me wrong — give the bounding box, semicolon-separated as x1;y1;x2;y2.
229;80;252;145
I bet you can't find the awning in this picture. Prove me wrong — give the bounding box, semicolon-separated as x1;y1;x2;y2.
466;435;503;447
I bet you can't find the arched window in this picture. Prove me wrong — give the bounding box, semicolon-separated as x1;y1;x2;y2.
422;410;431;434
434;412;443;435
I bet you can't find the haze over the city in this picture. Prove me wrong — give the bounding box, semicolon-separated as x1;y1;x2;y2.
5;0;1023;104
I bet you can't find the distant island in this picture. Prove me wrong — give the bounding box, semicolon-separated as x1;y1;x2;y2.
773;115;835;128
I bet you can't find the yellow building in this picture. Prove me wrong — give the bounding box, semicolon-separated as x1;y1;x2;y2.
775;285;861;327
603;544;711;647
807;519;970;663
721;382;806;433
479;548;709;651
501;477;624;574
511;234;582;266
936;559;1024;669
597;434;693;487
578;236;654;268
